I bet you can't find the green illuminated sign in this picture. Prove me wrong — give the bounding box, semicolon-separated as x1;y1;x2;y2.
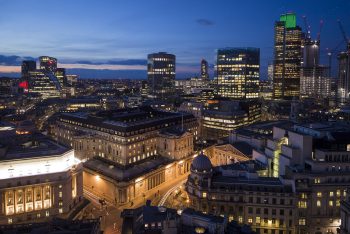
280;13;296;29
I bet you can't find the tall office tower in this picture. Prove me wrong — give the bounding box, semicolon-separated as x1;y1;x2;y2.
200;59;209;81
39;56;57;73
216;47;260;99
300;35;332;99
147;52;176;98
21;60;36;79
273;13;303;99
337;43;350;103
55;68;66;88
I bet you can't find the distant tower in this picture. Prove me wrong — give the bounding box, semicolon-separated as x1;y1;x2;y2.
273;13;303;100
200;59;209;81
147;52;176;98
39;56;57;73
21;60;36;80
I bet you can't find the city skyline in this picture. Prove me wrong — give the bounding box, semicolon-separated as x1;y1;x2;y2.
0;0;350;79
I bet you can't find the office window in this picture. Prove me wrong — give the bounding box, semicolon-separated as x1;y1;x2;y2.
256;217;261;224
317;200;321;207
298;218;306;225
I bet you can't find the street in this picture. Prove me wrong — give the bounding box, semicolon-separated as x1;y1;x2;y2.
78;173;190;234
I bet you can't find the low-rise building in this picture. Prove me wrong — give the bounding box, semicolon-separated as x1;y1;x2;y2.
0;134;83;225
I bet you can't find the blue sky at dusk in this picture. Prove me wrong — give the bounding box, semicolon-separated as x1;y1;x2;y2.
0;0;349;79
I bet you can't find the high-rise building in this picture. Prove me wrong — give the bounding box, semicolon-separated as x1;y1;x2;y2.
147;52;175;98
216;47;260;99
300;36;333;99
273;13;303;99
200;59;209;81
338;43;350;102
21;60;36;79
39;56;57;73
28;71;61;99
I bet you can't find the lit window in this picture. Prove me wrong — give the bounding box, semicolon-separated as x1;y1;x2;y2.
337;190;341;197
314;178;320;184
8;218;12;224
317;200;321;207
336;200;340;206
202;192;207;198
238;216;243;223
298;201;307;208
329;201;334;206
256;217;261;224
59;208;63;214
37;213;41;218
298;218;306;225
59;192;62;198
317;192;322;197
248;218;253;223
329;191;334;197
45;211;49;217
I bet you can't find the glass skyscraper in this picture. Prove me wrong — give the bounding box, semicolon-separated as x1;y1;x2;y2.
273;13;303;100
216;47;260;99
147;52;176;98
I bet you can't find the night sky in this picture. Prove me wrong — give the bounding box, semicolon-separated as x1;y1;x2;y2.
0;0;349;79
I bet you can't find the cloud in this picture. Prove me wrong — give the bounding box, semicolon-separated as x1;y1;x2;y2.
0;55;36;66
196;18;215;26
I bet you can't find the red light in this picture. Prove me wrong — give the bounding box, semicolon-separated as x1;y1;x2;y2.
19;81;28;89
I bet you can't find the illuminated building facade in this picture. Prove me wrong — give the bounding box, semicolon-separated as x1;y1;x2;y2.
39;56;57;73
0;135;83;224
300;37;333;99
273;13;303;99
202;100;261;140
28;71;61;99
54;68;66;88
338;43;350;103
201;59;209;82
252;122;350;233
52;106;198;164
216;48;260;99
186;153;297;234
147;52;175;98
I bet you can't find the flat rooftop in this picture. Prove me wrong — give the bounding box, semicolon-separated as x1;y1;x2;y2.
0;134;69;161
58;106;196;134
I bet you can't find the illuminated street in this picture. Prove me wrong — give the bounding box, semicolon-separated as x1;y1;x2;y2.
79;173;190;234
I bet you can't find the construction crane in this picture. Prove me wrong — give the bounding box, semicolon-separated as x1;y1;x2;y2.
326;40;345;77
317;20;323;42
302;15;311;39
338;19;349;46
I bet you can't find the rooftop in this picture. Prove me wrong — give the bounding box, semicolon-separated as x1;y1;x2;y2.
59;106;195;134
0;134;70;161
84;156;172;182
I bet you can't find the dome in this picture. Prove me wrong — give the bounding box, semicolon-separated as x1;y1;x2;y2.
191;153;212;172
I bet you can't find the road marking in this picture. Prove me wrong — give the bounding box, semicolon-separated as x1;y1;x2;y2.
158;180;186;206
